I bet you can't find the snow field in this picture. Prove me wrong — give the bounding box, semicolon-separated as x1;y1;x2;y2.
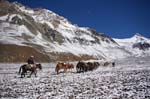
0;57;150;99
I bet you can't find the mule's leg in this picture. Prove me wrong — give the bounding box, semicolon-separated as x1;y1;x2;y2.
21;70;25;78
23;73;25;77
34;70;37;77
64;68;67;73
21;72;25;78
29;71;33;77
55;67;59;74
69;68;71;72
80;66;83;72
77;67;80;73
56;69;59;74
76;67;79;73
21;73;23;78
23;70;27;77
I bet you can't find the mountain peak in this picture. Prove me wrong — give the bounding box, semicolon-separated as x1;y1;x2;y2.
133;33;143;38
0;0;130;61
131;33;147;42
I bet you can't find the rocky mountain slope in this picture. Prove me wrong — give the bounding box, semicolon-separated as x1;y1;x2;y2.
113;33;150;57
0;0;130;62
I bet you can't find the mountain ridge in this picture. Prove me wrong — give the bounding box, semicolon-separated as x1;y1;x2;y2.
113;33;150;57
0;0;139;62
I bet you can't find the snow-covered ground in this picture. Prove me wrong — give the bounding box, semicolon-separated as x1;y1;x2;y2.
0;57;150;99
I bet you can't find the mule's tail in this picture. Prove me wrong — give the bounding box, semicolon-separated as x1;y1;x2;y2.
18;65;22;74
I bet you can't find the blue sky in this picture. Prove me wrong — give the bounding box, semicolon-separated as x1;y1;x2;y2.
8;0;150;38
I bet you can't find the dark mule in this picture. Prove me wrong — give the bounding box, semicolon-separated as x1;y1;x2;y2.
87;62;100;71
76;61;88;73
76;61;100;73
87;62;95;71
103;62;110;66
103;61;115;67
18;63;42;78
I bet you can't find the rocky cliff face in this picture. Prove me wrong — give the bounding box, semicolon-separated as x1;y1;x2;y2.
133;42;150;51
114;33;150;57
0;0;130;62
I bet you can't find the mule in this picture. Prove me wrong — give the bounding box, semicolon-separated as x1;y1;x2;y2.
103;62;110;66
76;61;87;73
18;63;42;78
76;61;100;73
55;62;66;74
65;63;74;72
55;62;74;74
103;61;115;67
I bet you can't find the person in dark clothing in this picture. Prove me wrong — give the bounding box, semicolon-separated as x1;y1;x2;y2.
27;56;34;64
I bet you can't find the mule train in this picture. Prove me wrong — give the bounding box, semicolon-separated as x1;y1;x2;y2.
18;63;42;78
55;61;115;74
18;61;115;77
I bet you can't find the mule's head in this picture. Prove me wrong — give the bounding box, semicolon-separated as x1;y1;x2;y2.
36;63;42;70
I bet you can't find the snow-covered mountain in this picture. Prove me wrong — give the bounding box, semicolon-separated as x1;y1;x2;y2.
0;0;130;62
114;33;150;57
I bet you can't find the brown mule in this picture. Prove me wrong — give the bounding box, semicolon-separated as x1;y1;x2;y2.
55;62;66;74
55;62;74;74
65;63;74;72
